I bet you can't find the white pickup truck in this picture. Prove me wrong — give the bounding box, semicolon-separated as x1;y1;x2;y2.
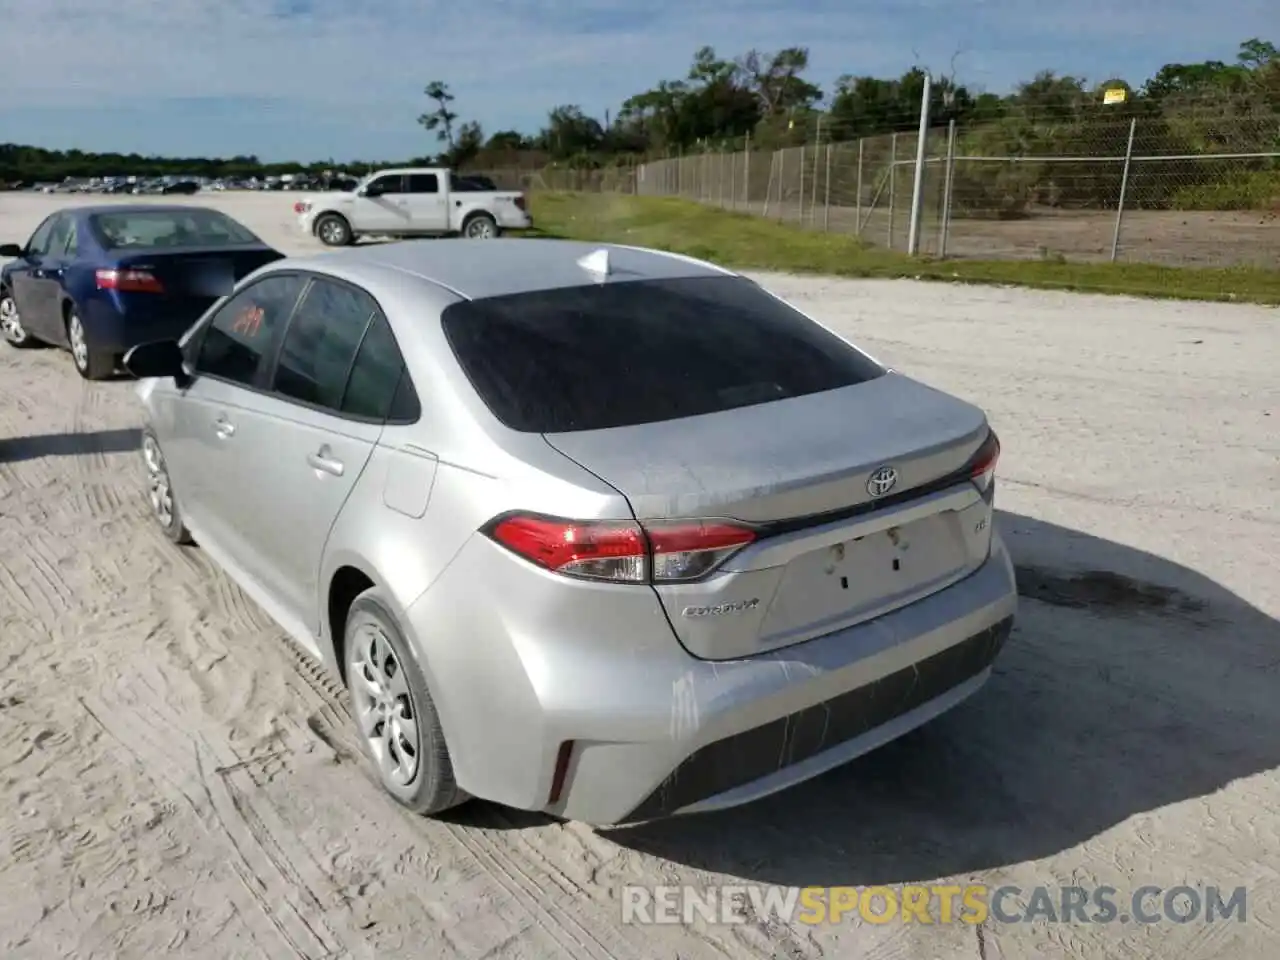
294;167;532;245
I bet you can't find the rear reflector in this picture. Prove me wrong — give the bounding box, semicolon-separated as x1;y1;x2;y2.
969;429;1000;492
96;268;163;293
484;513;756;584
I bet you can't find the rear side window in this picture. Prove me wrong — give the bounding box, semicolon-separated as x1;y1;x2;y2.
272;279;376;411
194;274;307;386
441;276;885;433
341;312;418;422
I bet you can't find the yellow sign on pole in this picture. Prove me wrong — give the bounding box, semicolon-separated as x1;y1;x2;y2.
1103;88;1127;105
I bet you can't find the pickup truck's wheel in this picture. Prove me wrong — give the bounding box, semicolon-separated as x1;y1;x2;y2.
315;213;353;247
462;213;499;239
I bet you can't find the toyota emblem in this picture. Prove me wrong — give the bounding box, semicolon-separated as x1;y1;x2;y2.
866;465;899;498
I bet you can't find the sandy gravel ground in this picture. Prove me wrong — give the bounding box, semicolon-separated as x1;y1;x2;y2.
0;192;1277;960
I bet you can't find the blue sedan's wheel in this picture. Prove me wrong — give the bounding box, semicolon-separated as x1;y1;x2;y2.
0;290;36;348
66;307;112;380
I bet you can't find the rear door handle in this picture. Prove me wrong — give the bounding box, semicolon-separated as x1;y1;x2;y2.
307;446;344;477
213;416;235;438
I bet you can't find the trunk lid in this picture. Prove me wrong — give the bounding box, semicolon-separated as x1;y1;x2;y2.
113;245;284;316
543;372;996;660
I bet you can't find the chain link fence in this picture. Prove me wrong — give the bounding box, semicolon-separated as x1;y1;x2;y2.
485;110;1280;269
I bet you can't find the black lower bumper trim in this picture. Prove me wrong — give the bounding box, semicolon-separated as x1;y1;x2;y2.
624;616;1013;821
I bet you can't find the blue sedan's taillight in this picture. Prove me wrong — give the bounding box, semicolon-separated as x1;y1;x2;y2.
96;268;164;293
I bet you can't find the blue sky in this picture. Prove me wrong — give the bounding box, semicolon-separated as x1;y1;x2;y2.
0;0;1273;162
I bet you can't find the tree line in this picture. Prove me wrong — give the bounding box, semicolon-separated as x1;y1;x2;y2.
3;38;1276;211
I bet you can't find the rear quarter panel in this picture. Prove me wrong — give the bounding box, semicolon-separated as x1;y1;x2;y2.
451;192;530;229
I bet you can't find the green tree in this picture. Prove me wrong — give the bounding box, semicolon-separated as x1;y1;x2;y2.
418;81;458;148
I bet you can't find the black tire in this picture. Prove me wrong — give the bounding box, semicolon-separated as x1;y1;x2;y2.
315;213;353;247
462;213;500;239
66;305;113;380
344;588;467;816
0;287;37;348
140;428;193;544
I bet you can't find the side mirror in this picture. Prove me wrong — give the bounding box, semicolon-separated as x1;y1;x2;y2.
124;339;189;385
0;243;23;258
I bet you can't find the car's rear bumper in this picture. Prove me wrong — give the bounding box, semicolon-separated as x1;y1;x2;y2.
498;211;533;230
407;529;1018;826
82;296;207;353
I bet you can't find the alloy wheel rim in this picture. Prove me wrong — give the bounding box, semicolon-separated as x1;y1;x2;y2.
142;435;174;528
321;220;344;243
468;220;494;238
0;296;24;342
349;624;420;786
69;315;88;369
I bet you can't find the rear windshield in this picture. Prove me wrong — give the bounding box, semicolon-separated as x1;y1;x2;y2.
441;276;886;433
88;209;259;249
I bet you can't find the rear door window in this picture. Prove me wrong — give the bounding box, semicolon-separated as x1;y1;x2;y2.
405;174;439;194
272;278;377;411
44;217;73;259
441;276;886;433
193;274;307;387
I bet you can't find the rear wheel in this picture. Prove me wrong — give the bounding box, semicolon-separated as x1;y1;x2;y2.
66;306;113;380
315;213;353;247
0;288;36;348
344;589;467;816
462;213;499;239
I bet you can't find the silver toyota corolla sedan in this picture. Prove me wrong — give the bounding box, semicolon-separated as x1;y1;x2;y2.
124;238;1017;825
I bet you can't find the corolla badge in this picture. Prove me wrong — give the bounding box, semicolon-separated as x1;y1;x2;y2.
682;598;760;618
866;465;899;498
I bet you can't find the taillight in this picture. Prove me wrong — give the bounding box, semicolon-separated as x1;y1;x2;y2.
514;195;527;211
645;519;756;581
96;268;163;293
484;513;755;583
969;429;1000;492
293;200;309;214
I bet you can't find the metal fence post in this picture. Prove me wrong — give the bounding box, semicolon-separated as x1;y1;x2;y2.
798;145;806;226
762;150;775;218
823;143;832;231
729;149;737;211
855;139;863;236
907;72;933;256
777;149;786;221
1110;117;1138;263
888;132;898;249
939;118;957;258
811;135;822;226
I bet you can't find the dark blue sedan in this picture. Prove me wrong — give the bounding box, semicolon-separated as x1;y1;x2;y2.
0;205;282;379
